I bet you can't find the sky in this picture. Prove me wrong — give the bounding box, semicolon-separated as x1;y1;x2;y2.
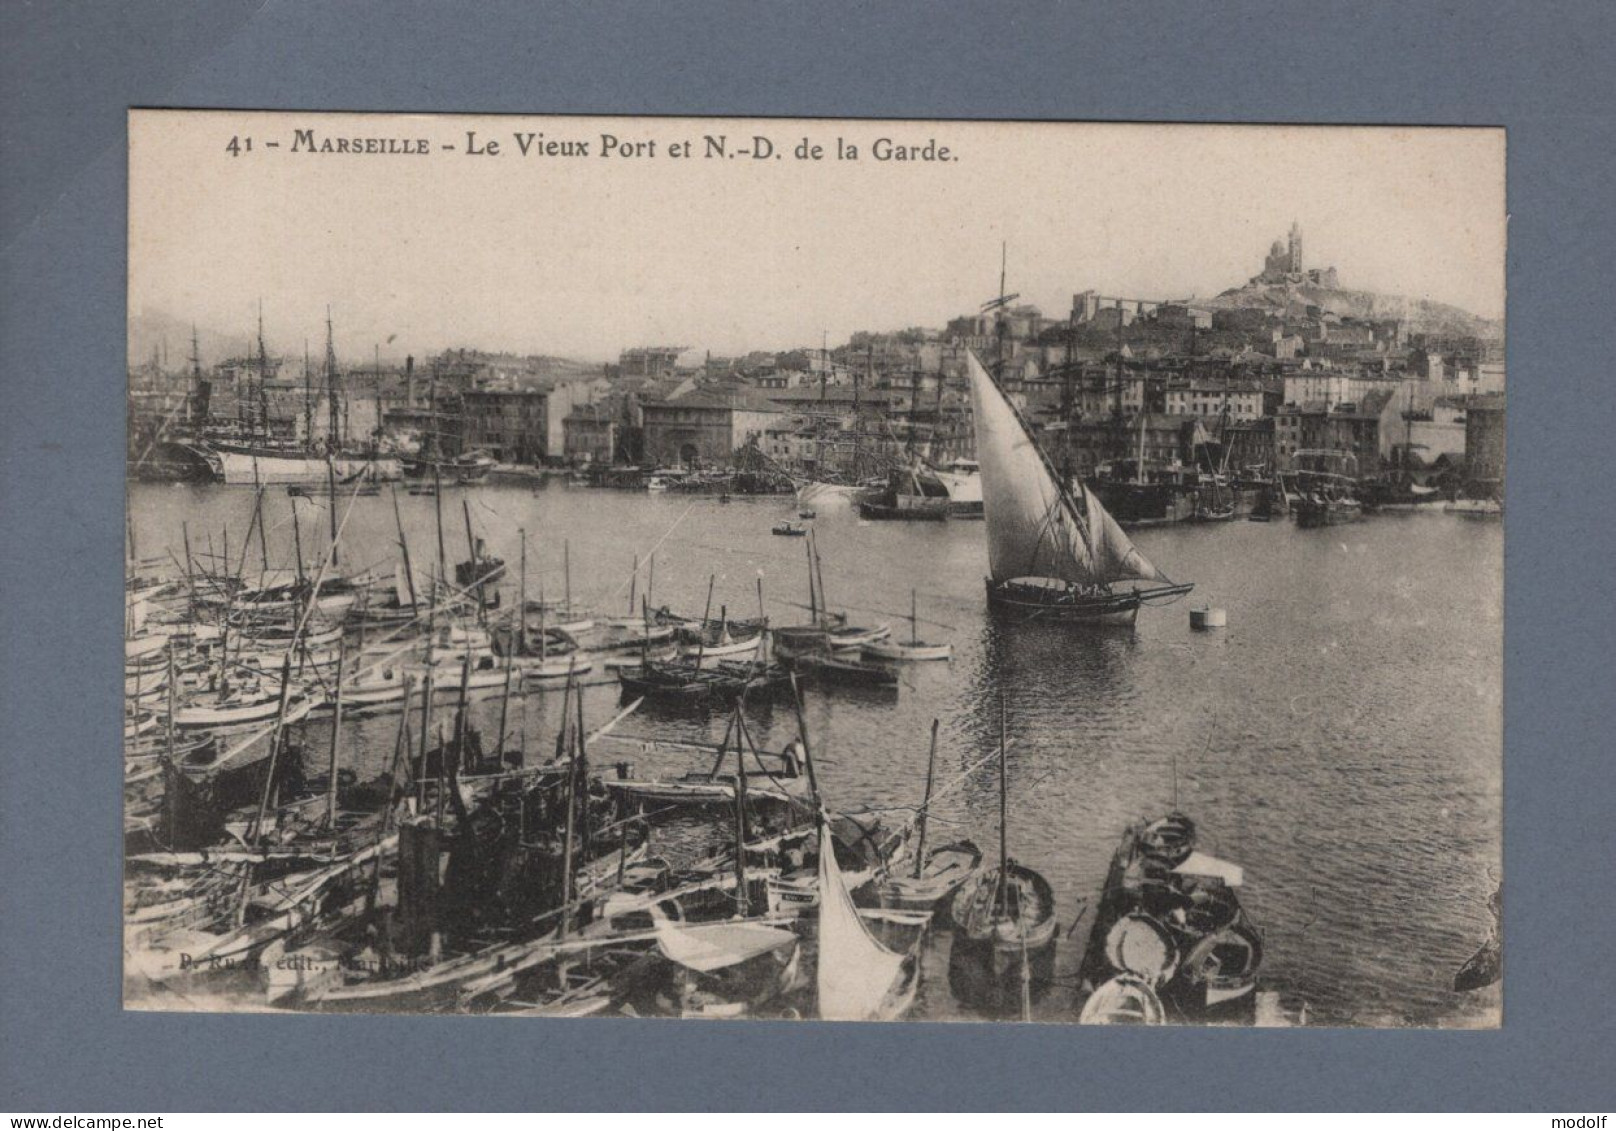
129;112;1505;364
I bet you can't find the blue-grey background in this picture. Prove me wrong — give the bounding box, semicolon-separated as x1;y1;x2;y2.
2;0;1612;1112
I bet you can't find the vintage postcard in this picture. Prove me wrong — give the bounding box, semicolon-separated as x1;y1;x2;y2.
125;112;1503;1026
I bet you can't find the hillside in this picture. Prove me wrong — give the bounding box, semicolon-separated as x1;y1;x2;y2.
1204;280;1503;340
128;307;250;369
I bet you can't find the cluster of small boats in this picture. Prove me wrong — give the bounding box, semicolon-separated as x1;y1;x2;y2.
122;346;1311;1024
129;573;1265;1024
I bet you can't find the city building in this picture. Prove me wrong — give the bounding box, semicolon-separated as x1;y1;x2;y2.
1058;413;1205;477
640;385;788;467
618;346;694;379
1321;389;1401;473
1163;379;1265;422
460;382;578;463
561;404;621;465
1274;402;1330;469
1397;397;1468;468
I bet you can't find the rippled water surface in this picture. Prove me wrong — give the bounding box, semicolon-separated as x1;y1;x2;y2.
130;481;1503;1027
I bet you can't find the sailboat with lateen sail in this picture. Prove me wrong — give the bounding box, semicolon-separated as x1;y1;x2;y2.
964;350;1193;626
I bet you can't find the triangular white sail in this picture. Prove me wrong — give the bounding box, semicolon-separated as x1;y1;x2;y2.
816;813;904;1021
965;351;1160;586
1077;478;1162;584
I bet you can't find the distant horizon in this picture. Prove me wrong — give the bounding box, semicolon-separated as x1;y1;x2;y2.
128;261;1505;375
130;113;1506;367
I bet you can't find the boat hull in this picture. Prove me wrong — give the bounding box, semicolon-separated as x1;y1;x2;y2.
215;450;403;485
174;695;301;728
857;499;948;522
787;653;899;687
1294;499;1362;527
861;640;952;662
946;929;1058;1013
794;480;861;505
986;580;1143;626
946;862;1060;1013
678;637;767;664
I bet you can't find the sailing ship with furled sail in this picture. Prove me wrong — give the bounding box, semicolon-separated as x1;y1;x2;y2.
965;350;1193;625
206;308;403;485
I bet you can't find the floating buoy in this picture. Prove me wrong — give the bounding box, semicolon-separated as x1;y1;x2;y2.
1190;606;1227;631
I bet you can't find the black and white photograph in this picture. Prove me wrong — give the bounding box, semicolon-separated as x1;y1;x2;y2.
122;111;1504;1028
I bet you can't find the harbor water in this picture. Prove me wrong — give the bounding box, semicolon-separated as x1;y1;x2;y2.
128;481;1503;1027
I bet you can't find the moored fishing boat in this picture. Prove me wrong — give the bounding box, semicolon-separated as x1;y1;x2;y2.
677;628;767;666
878;840;982;914
616;658;788;704
517;653;594;683
1294;493;1362;527
855;464;951;522
174;682;305;728
1076;812;1264;1024
126;633;171;664
1078;973;1167;1024
522;599;595;636
966;351;1193;627
861;639;950;662
946;699;1059;1015
861;589;951;662
947;862;1059;1013
786;650;899;688
822;622;891;650
1291;450;1363;528
1446;497;1504;520
124;708;159;740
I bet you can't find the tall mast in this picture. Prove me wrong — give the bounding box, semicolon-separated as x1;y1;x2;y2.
189;324;204;426
303;340;313;448
812;534;830;616
462;498;484;623
1115;297;1125;418
996;691;1009;914
325;306;340;452
391;486;418;612
433;463;447;586
517;529;527;655
374;344;383;455
733;705;749;917
694;576;715;670
852;356;862;479
256;300;269;439
996;242;1008;378
327;455;340;567
425;372;438;463
913;718;939;879
325;642;345;829
290;497;306;587
1136;411;1145;487
805;539;817;623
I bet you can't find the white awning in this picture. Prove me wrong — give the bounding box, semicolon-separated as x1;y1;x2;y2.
1172;851;1244;887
